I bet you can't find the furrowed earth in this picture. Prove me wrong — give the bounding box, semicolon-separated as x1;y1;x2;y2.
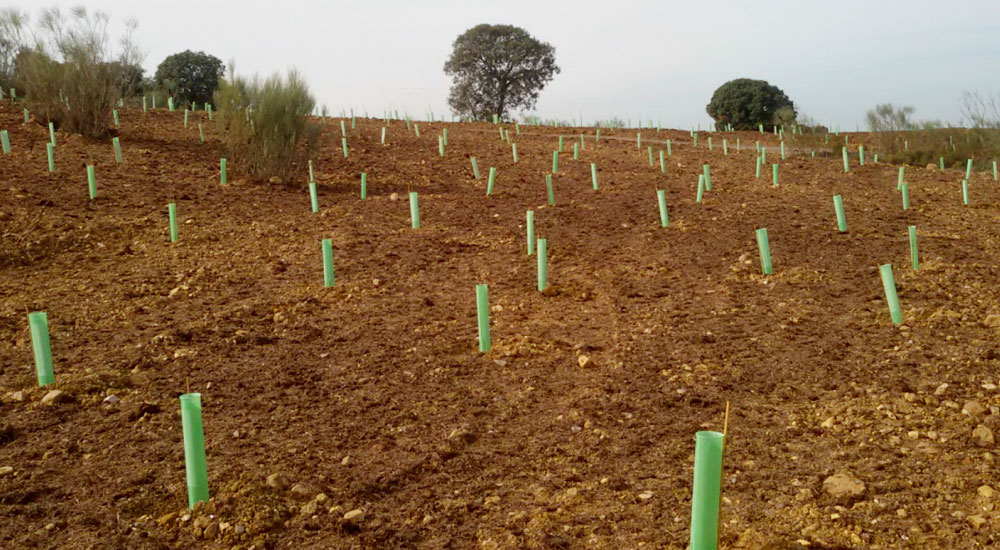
2;104;1000;549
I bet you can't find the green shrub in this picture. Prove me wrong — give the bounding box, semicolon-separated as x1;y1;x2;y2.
216;69;320;183
3;7;142;137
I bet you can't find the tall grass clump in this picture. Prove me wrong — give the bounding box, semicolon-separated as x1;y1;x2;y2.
216;68;320;182
2;6;142;138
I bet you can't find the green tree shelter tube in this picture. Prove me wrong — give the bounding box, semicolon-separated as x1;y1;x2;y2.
772;163;779;186
591;163;598;190
659;150;666;173
537;239;548;291
833;195;847;232
756;228;773;275
702;164;712;191
573;143;579;160
526;210;535;255
755;156;761;179
179;393;210;509
87;165;96;200
487;167;497;196
309;182;319;212
220;158;227;185
322;239;335;287
438;135;444;157
512;142;518;163
49;121;56;146
908;226;918;271
966;158;973;180
28;311;55;386
657;189;669;227
842;147;849;172
879;264;903;325
409;192;420;228
361;173;367;200
168;203;178;242
552;150;559;173
689;431;724;550
476;284;491;352
471;156;480;179
696;174;705;203
308;160;315;183
962;179;969;206
341;138;348;158
859;145;864;166
46;143;54;172
546;174;555;206
897;166;904;190
113;109;119;126
198;123;204;143
1;129;10;154
901;182;910;211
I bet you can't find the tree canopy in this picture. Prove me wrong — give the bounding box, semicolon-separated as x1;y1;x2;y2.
443;24;559;121
706;78;795;131
155;50;224;106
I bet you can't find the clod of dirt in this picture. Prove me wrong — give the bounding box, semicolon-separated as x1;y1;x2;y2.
822;473;865;500
962;400;986;418
972;425;995;447
266;473;290;491
343;508;365;526
40;389;72;406
578;355;592;368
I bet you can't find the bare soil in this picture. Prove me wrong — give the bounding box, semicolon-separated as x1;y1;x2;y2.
2;104;1000;549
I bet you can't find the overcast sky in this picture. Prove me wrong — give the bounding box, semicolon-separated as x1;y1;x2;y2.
8;0;1000;128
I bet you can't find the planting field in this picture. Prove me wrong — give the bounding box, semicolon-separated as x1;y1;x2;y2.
4;103;1000;550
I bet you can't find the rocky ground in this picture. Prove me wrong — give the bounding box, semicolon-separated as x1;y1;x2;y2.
2;104;1000;549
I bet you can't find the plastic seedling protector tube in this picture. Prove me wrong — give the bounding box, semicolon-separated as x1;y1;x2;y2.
487;167;497;196
49;122;56;146
648;146;654;166
693;133;698;147
443;128;448;145
772;163;779;186
87;165;96;199
559;135;564;151
142;96;147;112
901;182;910;210
859;145;864;166
168;203;178;242
737;138;740;152
842;147;849;172
184;109;188;128
113;137;123;164
438;135;444;157
220;158;227;185
591;163;598;190
908;226;918;271
24;108;29;123
179;393;210;509
322;239;335;287
696;174;705;203
703;164;711;191
537;239;548;291
573;143;579;160
361;173;367;200
1;130;9;154
308;160;315;183
113;109;119;126
966;159;973;180
340;120;346;136
579;133;584;150
552;151;559;173
993;160;998;180
471;157;480;179
381;127;386;144
897;167;904;190
512;143;518;163
476;284;491;352
660;151;666;173
526;210;535;255
756;228;773;274
780;141;785;160
879;264;903;325
409;192;420;228
46;142;54;172
961;179;969;205
755;156;761;179
689;431;724;550
657;189;669;227
28;311;55;386
761;147;766;164
666;139;672;156
723;139;728;156
198;124;204;143
637;133;642;149
596;129;601;142
309;182;319;212
546;174;555;205
833;195;847;232
207;104;213;120
342;138;348;158
352;116;356;129
708;137;712;151
168;97;174;111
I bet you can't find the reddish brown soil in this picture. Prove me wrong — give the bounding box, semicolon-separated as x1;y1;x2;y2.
2;104;1000;549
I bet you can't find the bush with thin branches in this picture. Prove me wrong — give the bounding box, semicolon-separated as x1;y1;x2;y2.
216;68;320;183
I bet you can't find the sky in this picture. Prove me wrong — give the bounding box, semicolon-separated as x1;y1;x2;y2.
6;0;1000;129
